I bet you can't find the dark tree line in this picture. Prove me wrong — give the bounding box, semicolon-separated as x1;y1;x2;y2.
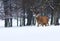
1;0;60;27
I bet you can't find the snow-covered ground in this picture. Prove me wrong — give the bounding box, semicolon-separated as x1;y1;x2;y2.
0;19;60;41
0;26;60;41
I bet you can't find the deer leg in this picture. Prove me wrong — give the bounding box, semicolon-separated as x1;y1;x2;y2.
41;23;43;26
37;24;39;27
45;24;47;26
46;23;49;26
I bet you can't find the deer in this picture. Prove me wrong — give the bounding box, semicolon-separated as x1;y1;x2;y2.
30;8;49;26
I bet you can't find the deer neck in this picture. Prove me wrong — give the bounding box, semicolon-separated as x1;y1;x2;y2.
36;14;40;18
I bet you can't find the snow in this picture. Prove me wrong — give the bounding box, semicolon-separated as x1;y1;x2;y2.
0;26;60;41
0;20;4;27
0;19;60;41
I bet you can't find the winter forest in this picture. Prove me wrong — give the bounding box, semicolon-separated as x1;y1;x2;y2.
0;0;60;27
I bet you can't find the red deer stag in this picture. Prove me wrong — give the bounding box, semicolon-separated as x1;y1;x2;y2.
31;8;49;26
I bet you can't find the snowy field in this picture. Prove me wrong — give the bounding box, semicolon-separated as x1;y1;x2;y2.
0;26;60;41
0;19;60;41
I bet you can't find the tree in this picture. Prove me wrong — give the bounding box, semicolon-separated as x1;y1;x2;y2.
3;0;12;27
52;0;60;25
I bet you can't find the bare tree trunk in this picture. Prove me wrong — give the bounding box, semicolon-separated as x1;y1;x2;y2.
22;0;25;26
52;0;60;25
3;0;12;27
20;17;23;26
51;10;54;25
53;11;59;25
52;6;59;25
10;18;12;27
23;8;25;26
3;0;9;27
5;18;9;27
27;8;33;25
9;0;12;27
31;16;36;25
17;14;18;26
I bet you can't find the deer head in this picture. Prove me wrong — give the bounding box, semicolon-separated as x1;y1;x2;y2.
30;7;39;16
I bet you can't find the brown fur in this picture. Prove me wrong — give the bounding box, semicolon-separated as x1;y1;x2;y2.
31;8;49;26
36;15;49;26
